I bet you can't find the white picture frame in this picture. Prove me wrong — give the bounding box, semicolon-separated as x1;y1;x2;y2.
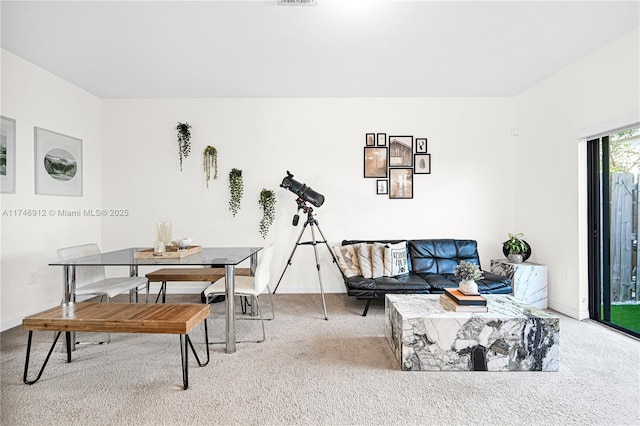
34;127;83;196
1;116;16;194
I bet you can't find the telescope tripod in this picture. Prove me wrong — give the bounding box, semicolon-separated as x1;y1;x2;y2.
273;201;339;320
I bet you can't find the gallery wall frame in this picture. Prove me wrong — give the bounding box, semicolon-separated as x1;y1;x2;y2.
1;116;16;194
416;138;427;153
376;133;387;146
366;133;375;146
364;147;388;178
389;168;413;199
389;135;413;167
376;179;388;195
34;127;83;196
414;154;431;174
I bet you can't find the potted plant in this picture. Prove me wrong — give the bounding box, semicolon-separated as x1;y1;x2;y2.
258;189;276;239
454;260;484;294
203;146;218;187
176;122;192;171
229;168;243;216
503;233;531;263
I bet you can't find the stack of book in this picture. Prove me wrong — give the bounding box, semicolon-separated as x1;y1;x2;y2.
439;288;488;312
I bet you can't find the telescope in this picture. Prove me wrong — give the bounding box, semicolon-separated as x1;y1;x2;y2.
280;171;325;208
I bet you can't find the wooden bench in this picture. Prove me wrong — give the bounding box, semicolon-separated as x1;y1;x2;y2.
146;267;251;303
22;302;210;390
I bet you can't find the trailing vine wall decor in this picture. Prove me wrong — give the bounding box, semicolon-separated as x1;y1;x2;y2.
258;189;276;238
203;146;218;187
176;122;192;171
228;168;244;216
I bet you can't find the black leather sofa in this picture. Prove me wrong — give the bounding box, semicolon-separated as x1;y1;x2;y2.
340;239;512;316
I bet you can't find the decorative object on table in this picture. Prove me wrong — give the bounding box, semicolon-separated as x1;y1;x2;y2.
171;237;194;249
414;154;431;174
454;260;484;294
389;135;413;167
135;245;202;259
258;188;276;239
443;288;487;306
439;293;488;313
176;122;192;172
156;221;173;246
502;232;531;263
203;145;218;187
364;147;388;178
1;116;16;194
34;127;82;196
389;168;413;199
228;168;243;216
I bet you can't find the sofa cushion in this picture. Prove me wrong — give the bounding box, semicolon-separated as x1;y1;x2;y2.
344;273;430;299
371;242;385;278
357;243;373;279
384;242;409;277
342;240;412;271
333;244;361;278
417;272;512;294
409;239;481;275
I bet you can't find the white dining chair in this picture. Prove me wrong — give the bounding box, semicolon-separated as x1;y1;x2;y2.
202;244;275;343
57;243;149;343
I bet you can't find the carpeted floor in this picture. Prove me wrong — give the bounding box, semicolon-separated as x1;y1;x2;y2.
1;293;639;426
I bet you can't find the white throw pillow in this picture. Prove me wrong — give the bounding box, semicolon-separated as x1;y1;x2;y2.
332;245;361;278
371;242;385;278
384;242;409;277
357;243;373;279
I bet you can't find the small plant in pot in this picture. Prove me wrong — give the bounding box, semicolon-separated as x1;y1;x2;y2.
503;233;531;263
176;122;192;172
228;168;243;217
258;189;276;239
454;260;484;294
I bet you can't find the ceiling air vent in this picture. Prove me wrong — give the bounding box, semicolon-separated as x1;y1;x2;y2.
278;0;318;6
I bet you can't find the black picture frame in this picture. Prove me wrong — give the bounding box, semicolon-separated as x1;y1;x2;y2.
389;135;413;167
414;154;431;174
376;133;387;146
376;179;388;195
416;138;427;153
364;147;388;178
389;168;413;199
366;133;375;146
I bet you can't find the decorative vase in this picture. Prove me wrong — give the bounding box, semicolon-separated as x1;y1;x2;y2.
458;279;478;294
507;253;524;263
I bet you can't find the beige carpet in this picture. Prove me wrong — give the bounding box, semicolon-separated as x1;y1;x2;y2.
1;293;639;426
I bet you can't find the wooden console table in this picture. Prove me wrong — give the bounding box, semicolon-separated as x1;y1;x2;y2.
22;302;210;389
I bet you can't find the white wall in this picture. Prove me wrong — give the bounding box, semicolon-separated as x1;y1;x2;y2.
101;98;517;296
0;50;103;329
514;27;640;319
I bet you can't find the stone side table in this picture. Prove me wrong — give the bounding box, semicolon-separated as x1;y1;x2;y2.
491;259;548;309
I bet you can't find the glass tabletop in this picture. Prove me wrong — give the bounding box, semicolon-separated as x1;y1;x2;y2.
49;247;263;267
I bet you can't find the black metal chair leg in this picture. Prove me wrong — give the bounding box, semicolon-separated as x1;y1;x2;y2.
186;320;210;367
180;335;188;390
24;331;62;385
362;300;371;316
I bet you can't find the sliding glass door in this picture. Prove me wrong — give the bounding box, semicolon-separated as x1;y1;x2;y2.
587;128;640;338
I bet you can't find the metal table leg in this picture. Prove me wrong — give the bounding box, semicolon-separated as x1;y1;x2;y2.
225;265;236;354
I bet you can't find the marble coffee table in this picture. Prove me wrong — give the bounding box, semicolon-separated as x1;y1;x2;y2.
385;294;559;371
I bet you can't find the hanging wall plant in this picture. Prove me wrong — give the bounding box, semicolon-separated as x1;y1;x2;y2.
203;146;218;187
176;122;192;171
258;189;276;239
229;168;244;216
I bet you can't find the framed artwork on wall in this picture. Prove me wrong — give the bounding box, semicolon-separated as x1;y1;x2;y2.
414;154;431;174
376;179;388;195
366;133;375;146
376;133;387;146
416;138;427;153
389;135;413;167
389;168;413;199
364;147;388;178
34;127;83;196
1;116;16;194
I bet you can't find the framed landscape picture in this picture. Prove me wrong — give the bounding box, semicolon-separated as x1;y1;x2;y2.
389;135;413;167
389;168;413;199
34;127;83;196
1;116;16;194
364;147;388;178
414;154;431;174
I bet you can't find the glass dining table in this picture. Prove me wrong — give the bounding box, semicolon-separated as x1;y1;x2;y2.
49;246;263;354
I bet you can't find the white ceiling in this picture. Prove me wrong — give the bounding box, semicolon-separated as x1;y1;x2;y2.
1;1;638;98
